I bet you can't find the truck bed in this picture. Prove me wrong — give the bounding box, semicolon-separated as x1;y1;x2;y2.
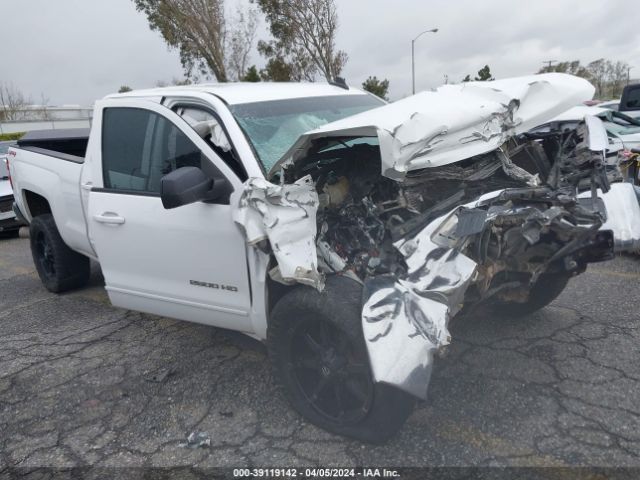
17;128;89;161
9;135;94;258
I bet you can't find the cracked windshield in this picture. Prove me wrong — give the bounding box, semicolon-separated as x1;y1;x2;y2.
230;94;384;171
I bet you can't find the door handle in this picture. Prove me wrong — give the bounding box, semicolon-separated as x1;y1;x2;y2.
93;212;125;225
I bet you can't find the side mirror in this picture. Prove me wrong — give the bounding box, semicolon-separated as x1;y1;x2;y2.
160;166;230;209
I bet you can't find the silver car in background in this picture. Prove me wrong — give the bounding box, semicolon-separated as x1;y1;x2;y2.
0;141;21;237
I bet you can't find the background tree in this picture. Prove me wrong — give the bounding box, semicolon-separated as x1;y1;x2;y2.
474;65;494;81
172;77;193;86
242;65;261;82
37;94;52;121
226;6;259;80
252;0;347;82
156;77;193;87
605;60;629;99
118;85;133;93
461;74;471;82
537;58;630;98
362;76;389;101
587;59;608;98
0;83;30;122
260;57;295;81
537;60;590;78
133;0;258;82
258;44;315;81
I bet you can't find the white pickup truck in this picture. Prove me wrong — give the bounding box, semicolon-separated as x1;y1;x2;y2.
8;74;640;443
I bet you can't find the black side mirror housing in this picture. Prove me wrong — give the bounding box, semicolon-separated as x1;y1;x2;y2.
160;166;231;209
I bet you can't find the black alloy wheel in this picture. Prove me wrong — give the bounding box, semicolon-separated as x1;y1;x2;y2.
35;230;56;279
29;214;90;293
268;276;416;443
289;316;374;425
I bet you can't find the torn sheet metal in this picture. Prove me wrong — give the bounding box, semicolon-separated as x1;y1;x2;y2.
584;115;609;153
233;175;323;289
578;182;640;252
362;214;477;399
269;73;594;181
360;179;609;399
497;149;540;187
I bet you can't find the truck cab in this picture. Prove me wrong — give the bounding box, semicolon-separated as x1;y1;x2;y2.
10;84;383;340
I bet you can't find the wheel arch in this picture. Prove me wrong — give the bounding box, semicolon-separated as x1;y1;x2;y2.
266;276;296;315
23;189;52;219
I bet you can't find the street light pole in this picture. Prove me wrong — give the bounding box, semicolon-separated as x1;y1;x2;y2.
411;28;438;94
412;40;415;94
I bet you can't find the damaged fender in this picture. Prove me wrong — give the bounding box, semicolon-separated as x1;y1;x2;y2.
362;216;477;399
233;175;323;290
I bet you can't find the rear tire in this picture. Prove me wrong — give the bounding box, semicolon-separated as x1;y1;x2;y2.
29;214;90;293
268;276;415;444
489;273;570;318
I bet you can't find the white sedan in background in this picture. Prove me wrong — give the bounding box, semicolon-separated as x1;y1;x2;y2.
530;106;640;201
531;105;640;152
597;100;620;111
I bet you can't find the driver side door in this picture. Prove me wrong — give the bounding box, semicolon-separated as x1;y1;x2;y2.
87;100;253;333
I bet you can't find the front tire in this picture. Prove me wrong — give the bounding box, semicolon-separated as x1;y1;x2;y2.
489;273;571;318
29;214;90;293
268;276;415;444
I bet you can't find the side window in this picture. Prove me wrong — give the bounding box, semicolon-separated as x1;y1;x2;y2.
102;108;205;193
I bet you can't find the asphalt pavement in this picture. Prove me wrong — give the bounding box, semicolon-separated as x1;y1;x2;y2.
1;230;639;469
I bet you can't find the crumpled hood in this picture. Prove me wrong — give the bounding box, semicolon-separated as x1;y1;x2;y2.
269;73;595;180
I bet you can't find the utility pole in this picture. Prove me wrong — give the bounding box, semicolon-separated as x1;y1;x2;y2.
628;66;634;85
411;28;439;94
543;60;557;70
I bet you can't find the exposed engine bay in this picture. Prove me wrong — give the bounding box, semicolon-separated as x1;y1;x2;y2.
234;74;640;399
281;124;614;303
237;122;616;398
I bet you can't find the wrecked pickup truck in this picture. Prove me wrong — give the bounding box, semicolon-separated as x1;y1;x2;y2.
8;74;640;443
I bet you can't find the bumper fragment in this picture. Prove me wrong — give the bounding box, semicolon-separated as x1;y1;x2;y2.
579;182;640;252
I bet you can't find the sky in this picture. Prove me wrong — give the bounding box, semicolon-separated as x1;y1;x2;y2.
1;0;639;106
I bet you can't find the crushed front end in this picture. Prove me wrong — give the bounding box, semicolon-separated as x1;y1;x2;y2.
272;119;613;397
236;74;638;399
